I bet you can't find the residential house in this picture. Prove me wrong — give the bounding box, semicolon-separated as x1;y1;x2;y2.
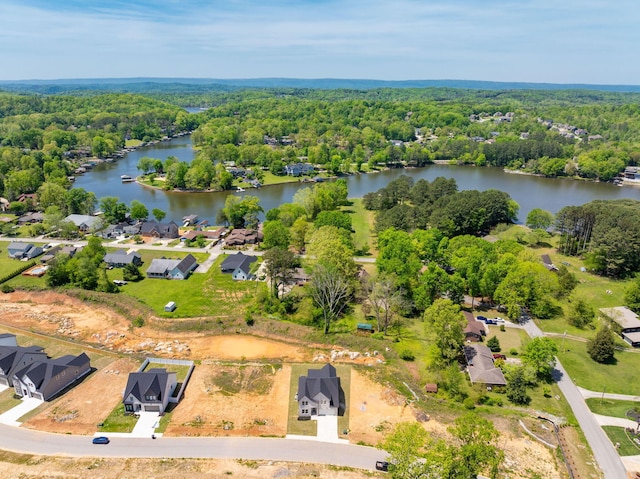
146;254;198;280
220;252;257;280
140;220;179;239
296;364;343;418
103;250;142;268
122;368;177;413
224;228;263;246
600;306;640;347
16;193;37;204
463;311;486;342
16;212;44;225
7;242;42;260
464;344;506;387
64;214;102;232
284;163;315;177
12;353;91;401
180;228;226;242
100;222;140;239
0;343;47;387
0;334;17;347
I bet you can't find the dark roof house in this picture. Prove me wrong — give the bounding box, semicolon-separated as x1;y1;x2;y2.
103;250;142;268
463;311;486;342
220;252;257;280
122;368;177;414
146;254;198;280
296;364;343;418
0;344;47;386
140;221;179;239
12;353;91;401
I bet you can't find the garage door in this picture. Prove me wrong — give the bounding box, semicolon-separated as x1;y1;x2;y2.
144;405;160;412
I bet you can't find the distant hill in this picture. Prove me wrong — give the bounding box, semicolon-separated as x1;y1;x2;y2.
1;77;640;94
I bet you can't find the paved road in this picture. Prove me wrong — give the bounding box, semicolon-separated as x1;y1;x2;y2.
578;386;640;402
522;319;627;479
0;423;386;470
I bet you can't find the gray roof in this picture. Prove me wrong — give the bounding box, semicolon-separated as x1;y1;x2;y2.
103;250;141;265
65;214;101;229
13;353;90;400
220;252;257;275
8;242;33;253
175;254;197;274
297;364;340;407
123;368;173;403
146;258;178;275
464;344;506;386
600;307;640;330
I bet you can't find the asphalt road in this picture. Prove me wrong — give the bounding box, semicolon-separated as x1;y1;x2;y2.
522;319;627;479
0;424;386;470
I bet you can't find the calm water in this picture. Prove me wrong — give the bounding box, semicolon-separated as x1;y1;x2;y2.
74;136;640;224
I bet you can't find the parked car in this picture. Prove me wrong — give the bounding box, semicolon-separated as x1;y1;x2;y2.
92;436;110;445
494;317;505;323
375;461;389;472
485;319;497;325
492;353;506;360
476;315;487;322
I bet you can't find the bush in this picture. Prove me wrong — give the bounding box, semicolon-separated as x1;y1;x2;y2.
132;316;145;328
499;324;506;332
509;348;518;356
371;332;385;340
245;311;255;326
1;284;15;293
487;335;501;352
463;397;476;409
399;349;415;361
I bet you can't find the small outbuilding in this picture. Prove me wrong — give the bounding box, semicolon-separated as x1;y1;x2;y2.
164;301;177;312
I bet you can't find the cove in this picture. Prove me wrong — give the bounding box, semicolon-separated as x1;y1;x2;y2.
73;136;640;224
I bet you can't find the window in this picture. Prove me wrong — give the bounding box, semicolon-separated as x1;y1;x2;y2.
145;395;157;401
301;400;308;406
301;409;308;414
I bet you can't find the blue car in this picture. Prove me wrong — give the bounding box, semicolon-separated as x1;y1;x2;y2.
476;316;487;322
92;436;110;445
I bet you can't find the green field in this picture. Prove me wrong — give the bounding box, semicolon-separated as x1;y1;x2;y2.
342;198;375;256
486;325;529;356
554;338;640;395
602;426;640;456
0;388;21;414
115;254;265;318
99;404;138;433
585;398;640;419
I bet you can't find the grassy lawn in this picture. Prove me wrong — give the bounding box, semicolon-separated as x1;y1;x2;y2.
287;363;351;438
585;398;640;419
117;254;265;318
99;403;138;433
554;338;640;395
0;389;21;414
486;325;529;356
237;172;301;187
602;426;640;456
125;139;143;147
342;198;375;256
143;363;191;383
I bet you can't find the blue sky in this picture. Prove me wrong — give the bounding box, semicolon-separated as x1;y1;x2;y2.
1;0;638;84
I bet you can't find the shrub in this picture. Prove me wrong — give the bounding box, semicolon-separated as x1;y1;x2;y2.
499;324;506;332
463;397;476;409
487;335;501;352
132;316;145;328
509;348;519;356
245;311;255;326
1;284;15;293
399;349;415;361
371;332;385;340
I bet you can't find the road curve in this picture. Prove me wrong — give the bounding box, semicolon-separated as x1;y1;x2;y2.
522;320;627;479
0;424;386;470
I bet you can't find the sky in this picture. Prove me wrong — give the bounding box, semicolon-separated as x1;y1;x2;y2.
1;0;638;84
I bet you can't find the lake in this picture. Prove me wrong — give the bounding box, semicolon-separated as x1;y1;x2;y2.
73;136;640;224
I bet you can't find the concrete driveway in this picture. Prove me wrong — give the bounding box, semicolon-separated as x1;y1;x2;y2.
0;397;43;426
131;411;161;437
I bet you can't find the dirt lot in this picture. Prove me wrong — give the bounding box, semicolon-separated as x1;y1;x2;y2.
0;291;566;478
21;358;139;435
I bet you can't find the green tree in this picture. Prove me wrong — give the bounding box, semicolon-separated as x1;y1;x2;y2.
625;274;640;314
137;156;156;174
424;299;465;367
504;365;532;405
526;208;555;229
263;247;298;299
566;296;595;328
129;200;149;221
448;413;503;479
66;188;97;215
262;220;290;250
522;337;558;379
46;253;71;287
289;217;310;252
37;182;68;213
99;196;129;224
486;335;501;352
366;275;405;333
308;262;351;334
123;263;143;282
587;326;616;363
152;208;166;222
306;225;356;279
